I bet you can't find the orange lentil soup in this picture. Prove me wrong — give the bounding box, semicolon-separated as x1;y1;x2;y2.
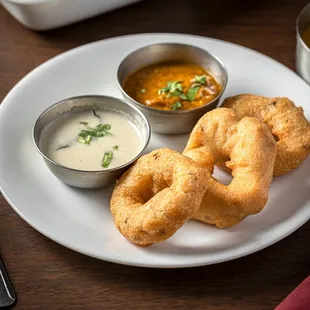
123;61;221;111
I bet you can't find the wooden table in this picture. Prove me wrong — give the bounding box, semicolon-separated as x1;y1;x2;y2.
1;0;309;309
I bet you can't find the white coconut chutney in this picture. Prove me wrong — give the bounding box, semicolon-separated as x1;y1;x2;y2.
40;109;144;171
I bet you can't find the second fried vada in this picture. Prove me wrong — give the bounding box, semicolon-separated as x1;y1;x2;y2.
183;108;277;228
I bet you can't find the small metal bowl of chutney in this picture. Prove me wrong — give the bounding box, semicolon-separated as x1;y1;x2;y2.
33;95;151;189
117;43;228;134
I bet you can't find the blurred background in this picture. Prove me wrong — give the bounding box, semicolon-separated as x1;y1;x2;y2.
1;0;308;101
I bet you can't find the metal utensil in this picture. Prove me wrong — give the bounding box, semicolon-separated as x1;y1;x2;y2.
296;2;310;84
0;257;16;308
117;42;228;134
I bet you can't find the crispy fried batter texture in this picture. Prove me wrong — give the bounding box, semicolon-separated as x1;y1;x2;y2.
183;108;277;228
110;148;208;246
223;94;310;176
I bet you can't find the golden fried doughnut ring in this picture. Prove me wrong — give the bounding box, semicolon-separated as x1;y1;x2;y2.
110;148;208;246
183;108;277;228
223;94;310;176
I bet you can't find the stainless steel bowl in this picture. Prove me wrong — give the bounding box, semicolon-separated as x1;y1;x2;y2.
117;43;228;134
296;3;310;84
33;95;151;189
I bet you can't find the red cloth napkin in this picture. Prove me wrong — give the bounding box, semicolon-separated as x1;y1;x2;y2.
275;276;310;310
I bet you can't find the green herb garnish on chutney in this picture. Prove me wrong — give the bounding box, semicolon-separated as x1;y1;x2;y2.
77;123;112;144
77;134;92;144
102;151;113;168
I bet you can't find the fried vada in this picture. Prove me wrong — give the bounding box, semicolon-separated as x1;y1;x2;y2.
223;94;310;176
183;108;277;228
110;148;208;246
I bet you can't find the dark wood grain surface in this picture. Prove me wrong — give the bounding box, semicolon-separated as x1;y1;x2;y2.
1;0;309;309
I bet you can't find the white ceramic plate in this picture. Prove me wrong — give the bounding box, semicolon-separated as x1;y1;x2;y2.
0;34;309;268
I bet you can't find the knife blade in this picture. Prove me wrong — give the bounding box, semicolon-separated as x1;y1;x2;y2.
0;257;16;308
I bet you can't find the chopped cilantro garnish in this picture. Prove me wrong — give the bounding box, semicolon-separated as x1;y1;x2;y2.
171;101;182;111
186;86;200;101
102;152;113;168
